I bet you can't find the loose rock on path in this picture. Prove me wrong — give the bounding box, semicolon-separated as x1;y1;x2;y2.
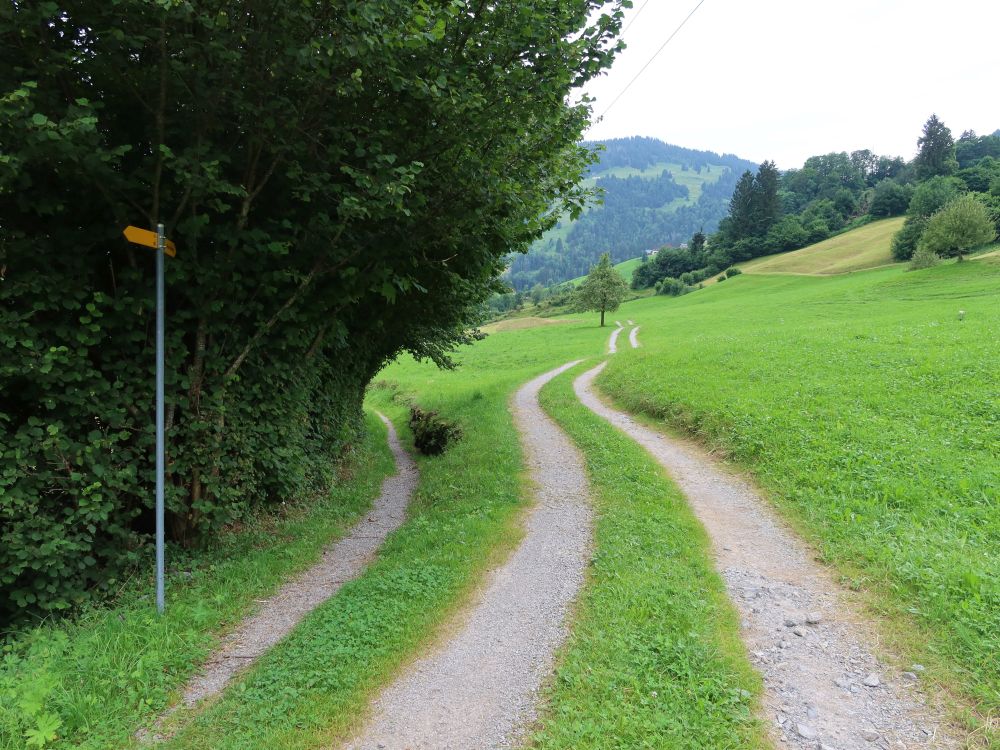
143;413;417;741
341;361;592;750
574;362;959;750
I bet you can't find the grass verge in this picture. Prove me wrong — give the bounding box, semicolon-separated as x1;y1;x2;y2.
0;411;394;750
528;365;765;749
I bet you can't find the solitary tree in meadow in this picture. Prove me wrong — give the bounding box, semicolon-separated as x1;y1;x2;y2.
917;194;996;262
578;253;627;326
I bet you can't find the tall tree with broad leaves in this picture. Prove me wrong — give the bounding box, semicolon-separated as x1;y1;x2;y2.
0;0;628;623
577;252;627;326
918;194;996;261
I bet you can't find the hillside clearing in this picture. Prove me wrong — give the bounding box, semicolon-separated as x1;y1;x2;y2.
739;217;905;276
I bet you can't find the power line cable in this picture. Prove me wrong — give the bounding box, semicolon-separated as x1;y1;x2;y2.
620;0;651;35
598;0;706;120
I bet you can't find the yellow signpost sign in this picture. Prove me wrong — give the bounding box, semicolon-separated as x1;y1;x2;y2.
123;225;177;257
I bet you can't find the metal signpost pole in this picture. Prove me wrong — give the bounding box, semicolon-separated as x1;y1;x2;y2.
155;223;166;614
122;222;176;612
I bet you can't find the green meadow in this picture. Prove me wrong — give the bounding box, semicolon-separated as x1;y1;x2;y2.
598;258;1000;720
3;251;997;747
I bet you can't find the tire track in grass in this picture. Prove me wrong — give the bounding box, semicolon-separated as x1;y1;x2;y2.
144;413;416;742
607;324;624;354
575;362;960;750
628;325;640;349
342;362;592;750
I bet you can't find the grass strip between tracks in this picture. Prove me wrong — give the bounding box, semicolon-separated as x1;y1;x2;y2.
530;364;766;750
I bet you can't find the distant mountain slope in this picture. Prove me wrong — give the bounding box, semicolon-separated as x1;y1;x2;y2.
507;137;757;289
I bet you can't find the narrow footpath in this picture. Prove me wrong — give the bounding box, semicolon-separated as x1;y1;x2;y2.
574;362;958;750
342;362;593;750
144;413;417;740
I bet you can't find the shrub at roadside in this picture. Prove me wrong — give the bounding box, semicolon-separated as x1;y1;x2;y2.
409;407;463;456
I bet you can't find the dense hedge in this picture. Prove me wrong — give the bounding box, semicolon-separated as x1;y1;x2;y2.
0;1;625;625
1;252;373;621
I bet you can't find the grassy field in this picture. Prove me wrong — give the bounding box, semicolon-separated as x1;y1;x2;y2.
597;258;1000;724
739;217;905;275
0;413;395;750
531;367;764;749
6;244;997;747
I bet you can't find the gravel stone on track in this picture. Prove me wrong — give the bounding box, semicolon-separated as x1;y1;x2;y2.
575;362;959;750
341;361;593;750
143;413;417;741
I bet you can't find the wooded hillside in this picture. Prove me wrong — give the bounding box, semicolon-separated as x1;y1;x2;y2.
506;136;756;289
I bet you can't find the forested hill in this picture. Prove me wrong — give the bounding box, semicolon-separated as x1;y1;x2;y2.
507;136;757;289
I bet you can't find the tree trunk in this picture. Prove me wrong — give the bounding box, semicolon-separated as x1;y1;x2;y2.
600;309;605;327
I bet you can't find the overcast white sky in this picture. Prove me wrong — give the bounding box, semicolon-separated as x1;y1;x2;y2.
583;0;1000;169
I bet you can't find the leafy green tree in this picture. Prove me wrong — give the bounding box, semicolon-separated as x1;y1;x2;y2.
956;157;1000;193
577;252;627;326
917;195;997;261
869;179;911;217
908;176;965;217
0;0;626;622
726;170;757;238
915;114;958;179
764;215;809;253
956;130;1000;168
892;216;929;261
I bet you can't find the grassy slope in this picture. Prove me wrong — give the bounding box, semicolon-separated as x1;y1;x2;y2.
159;321;611;748
738;217;905;276
598;258;1000;721
531;368;764;749
0;412;395;750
